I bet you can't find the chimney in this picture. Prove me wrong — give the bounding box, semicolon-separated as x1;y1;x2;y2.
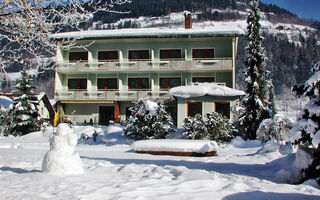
184;11;192;29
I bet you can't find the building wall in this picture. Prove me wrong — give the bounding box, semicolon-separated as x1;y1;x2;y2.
176;96;241;128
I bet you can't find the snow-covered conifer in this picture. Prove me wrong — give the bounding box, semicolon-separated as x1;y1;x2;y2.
240;0;275;140
205;112;232;143
288;61;320;184
183;113;232;143
5;70;40;136
183;114;206;140
124;100;174;140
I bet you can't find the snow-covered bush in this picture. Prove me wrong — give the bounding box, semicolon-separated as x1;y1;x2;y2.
123;99;174;140
42;123;84;175
287;61;320;185
183;112;232;143
257;116;293;143
183;114;206;140
4;70;40;136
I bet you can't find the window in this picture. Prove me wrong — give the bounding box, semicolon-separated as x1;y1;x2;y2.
128;50;150;60
192;49;214;60
98;51;119;61
187;102;202;117
192;77;215;83
68;79;87;90
215;102;230;119
159;77;181;90
69;52;88;62
160;49;182;60
97;78;118;90
128;78;149;90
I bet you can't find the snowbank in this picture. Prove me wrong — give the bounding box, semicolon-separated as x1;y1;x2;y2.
131;139;218;154
169;83;245;98
42;123;84;175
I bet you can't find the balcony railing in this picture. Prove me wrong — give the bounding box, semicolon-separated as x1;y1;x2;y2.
56;58;233;72
55;89;172;101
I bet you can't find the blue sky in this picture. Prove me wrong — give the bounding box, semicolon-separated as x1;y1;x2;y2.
260;0;320;21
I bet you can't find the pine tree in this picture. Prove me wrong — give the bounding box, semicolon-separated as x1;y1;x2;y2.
124;99;174;140
240;0;275;140
288;61;320;184
5;70;40;136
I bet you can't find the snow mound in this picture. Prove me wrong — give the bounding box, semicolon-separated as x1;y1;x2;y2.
42;123;84;175
258;140;279;154
230;136;261;148
169;83;245;98
101;124;127;145
131;139;218;154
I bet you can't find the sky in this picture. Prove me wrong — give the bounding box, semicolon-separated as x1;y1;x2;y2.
260;0;320;21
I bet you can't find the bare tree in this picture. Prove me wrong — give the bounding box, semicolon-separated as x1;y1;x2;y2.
0;0;131;72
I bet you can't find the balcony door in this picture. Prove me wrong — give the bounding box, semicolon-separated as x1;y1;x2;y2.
192;49;214;60
99;106;114;125
69;52;88;62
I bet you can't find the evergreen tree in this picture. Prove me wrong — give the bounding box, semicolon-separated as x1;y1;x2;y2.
5;70;40;136
288;61;320;184
183;112;232;143
240;0;275;140
124;99;174;140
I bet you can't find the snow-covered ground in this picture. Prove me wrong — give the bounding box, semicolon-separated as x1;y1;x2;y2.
0;125;319;200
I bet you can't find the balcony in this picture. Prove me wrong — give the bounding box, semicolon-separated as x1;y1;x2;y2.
56;58;233;73
55;89;172;101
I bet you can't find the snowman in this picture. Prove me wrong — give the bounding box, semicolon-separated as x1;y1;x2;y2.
42;123;84;175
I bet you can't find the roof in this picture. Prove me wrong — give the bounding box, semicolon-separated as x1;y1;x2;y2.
169;83;245;98
50;27;245;40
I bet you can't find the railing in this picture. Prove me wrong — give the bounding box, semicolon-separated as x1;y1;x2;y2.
56;58;233;72
55;89;172;101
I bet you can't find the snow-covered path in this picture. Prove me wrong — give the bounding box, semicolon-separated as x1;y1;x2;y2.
0;126;319;200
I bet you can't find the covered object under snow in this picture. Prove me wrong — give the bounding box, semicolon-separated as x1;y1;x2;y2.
131;139;218;157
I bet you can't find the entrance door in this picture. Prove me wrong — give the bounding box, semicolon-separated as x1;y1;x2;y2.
99;106;115;125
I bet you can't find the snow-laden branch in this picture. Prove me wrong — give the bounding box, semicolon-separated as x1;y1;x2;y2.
0;0;132;72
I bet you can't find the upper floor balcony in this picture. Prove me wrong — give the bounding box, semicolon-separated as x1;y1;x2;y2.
54;89;172;102
56;58;233;73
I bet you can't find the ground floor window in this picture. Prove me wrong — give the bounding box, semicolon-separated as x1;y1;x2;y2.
166;106;177;126
159;77;181;90
68;79;87;90
215;102;230;119
97;78;118;90
128;78;149;90
99;106;114;125
187;102;202;117
192;77;215;83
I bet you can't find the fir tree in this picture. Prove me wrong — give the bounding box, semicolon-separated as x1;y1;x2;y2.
124;99;174;140
183;112;232;143
288;61;320;184
240;0;275;140
5;70;40;136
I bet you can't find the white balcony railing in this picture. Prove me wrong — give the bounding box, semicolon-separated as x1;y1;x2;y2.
55;89;172;101
56;58;233;72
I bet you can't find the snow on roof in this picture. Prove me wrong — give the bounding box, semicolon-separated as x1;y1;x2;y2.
0;96;13;108
36;92;46;101
50;26;244;40
131;139;218;154
168;83;245;98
